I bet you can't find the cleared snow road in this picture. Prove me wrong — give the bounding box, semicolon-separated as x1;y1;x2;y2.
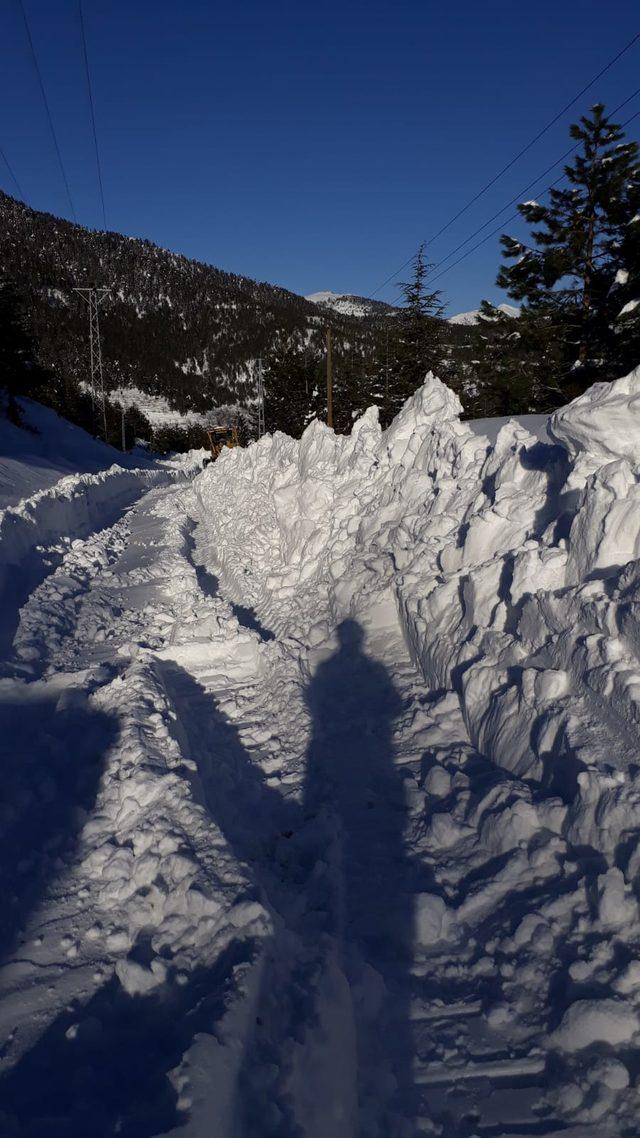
0;468;608;1138
9;358;640;1134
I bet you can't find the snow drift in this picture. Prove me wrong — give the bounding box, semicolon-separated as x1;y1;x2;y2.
5;370;640;1133
195;365;640;852
190;366;640;1126
0;402;204;650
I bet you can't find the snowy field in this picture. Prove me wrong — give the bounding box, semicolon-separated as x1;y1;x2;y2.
2;369;640;1135
106;386;210;431
0;399;142;508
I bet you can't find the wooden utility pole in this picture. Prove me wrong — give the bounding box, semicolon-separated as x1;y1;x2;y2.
326;326;334;428
256;357;265;438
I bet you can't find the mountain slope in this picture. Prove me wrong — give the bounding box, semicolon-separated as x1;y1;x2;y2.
0;193;385;426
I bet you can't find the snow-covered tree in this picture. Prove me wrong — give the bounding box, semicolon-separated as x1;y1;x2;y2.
497;103;640;399
386;245;444;418
265;337;322;437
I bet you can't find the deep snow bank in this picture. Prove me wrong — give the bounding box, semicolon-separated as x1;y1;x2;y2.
191;366;640;1119
0;397;154;509
195;365;640;851
0;422;203;642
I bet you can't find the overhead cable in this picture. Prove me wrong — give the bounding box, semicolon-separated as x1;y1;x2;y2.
17;0;76;219
371;30;640;298
77;0;107;228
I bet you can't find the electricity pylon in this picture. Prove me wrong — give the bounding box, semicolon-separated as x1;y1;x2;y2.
74;286;109;440
256;357;265;439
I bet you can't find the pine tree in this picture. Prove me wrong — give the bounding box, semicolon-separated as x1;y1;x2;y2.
386;245;444;420
473;302;564;415
0;279;47;422
612;196;640;375
264;338;322;436
497;103;640;400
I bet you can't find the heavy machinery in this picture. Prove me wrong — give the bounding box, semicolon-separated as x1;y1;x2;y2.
206;422;240;460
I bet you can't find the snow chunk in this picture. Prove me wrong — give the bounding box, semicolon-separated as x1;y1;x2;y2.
597;867;638;930
384;371;463;463
414;893;455;945
115;957;168;996
549;365;640;465
551;999;640;1052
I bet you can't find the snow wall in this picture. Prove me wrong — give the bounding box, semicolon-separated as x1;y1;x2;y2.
195;365;640;856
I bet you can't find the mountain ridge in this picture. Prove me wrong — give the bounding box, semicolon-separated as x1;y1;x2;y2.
0;191;388;429
448;302;520;326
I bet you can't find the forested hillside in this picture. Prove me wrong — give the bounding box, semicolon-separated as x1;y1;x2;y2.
0;190;406;438
2;100;636;448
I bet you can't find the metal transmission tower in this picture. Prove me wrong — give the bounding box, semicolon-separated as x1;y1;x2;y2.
74;286;109;440
256;357;265;438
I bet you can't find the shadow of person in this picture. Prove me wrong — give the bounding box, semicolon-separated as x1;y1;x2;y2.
0;685;118;963
162;626;415;1136
300;619;414;1134
1;629;415;1137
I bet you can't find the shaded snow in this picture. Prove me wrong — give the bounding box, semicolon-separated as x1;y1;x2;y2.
0;398;128;508
468;411;549;444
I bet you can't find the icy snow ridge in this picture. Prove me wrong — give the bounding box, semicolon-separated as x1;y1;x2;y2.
198;364;640;829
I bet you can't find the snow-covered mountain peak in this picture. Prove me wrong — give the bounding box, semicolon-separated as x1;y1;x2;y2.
448;302;520;326
305;290;396;318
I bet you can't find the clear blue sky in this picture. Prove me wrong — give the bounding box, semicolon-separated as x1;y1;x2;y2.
1;0;639;314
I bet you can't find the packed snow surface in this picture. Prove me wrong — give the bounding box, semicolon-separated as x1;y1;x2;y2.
3;368;640;1135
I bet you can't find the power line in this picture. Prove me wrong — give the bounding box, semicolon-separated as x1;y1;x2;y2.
428;106;640;291
388;97;640;305
427;86;640;280
77;0;107;229
0;145;24;199
427;32;640;245
17;0;76;220
371;30;640;298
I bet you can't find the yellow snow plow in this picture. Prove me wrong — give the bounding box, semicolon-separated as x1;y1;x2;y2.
206;423;240;460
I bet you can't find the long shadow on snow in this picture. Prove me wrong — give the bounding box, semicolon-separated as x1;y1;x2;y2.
0;687;117;963
297;619;414;1136
0;937;259;1138
160;620;415;1136
183;521;275;641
